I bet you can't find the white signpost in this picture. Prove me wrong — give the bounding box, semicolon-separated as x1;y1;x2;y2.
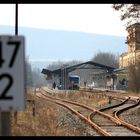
0;35;25;111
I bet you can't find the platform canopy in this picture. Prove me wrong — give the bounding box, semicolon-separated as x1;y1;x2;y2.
113;67;128;74
41;61;115;77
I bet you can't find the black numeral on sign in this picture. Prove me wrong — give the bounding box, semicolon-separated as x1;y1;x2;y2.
0;40;20;68
7;41;20;68
0;74;13;100
0;42;5;67
0;38;21;101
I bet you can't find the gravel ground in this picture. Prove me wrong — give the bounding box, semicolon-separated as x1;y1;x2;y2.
56;107;100;136
120;106;140;127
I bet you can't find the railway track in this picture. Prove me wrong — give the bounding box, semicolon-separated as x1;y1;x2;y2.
90;98;140;136
36;89;110;136
81;88;140;135
40;88;122;125
36;87;140;136
114;100;140;134
80;87;139;103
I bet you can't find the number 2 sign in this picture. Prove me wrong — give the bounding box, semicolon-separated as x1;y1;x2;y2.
0;35;25;111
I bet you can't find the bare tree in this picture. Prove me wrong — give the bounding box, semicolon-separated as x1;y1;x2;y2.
25;57;33;87
91;51;119;68
112;4;140;27
46;60;82;70
32;67;47;87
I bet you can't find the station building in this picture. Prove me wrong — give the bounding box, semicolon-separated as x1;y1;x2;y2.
120;23;140;68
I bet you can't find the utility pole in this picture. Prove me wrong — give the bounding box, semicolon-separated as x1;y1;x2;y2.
0;114;1;135
61;66;65;90
14;2;18;125
61;64;68;90
15;2;18;35
0;112;11;136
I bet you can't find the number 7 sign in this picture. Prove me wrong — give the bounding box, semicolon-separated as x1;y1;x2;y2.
0;35;25;111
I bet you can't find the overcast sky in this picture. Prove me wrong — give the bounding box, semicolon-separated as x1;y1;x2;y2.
0;4;128;67
0;4;127;36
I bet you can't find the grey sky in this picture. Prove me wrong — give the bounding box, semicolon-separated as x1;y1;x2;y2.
0;4;128;69
0;4;127;36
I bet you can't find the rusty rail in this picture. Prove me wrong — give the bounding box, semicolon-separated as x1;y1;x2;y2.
36;91;111;136
114;99;140;134
40;88;121;125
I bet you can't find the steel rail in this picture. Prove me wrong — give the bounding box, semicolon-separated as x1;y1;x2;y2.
36;91;111;136
114;99;140;134
80;87;138;103
99;97;130;112
40;88;121;125
38;88;140;135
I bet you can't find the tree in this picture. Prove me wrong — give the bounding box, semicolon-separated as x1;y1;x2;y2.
91;52;119;68
32;67;47;87
46;60;82;70
25;57;33;87
112;4;140;27
47;61;64;71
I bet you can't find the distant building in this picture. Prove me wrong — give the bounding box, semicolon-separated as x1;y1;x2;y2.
120;23;140;68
